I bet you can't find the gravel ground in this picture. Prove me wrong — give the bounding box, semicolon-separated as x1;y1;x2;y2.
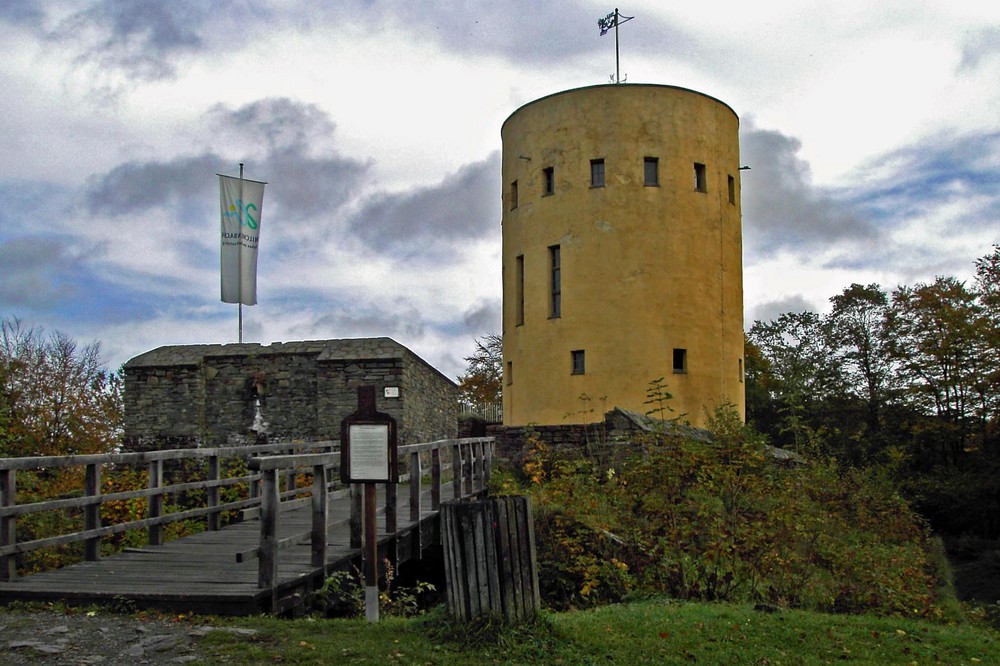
1;606;255;665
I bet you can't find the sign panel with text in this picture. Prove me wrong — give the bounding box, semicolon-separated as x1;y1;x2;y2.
340;386;398;484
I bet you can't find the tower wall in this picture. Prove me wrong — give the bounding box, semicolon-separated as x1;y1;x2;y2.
501;84;745;427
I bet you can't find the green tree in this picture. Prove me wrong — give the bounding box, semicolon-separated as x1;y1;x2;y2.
748;311;841;452
457;333;502;411
0;317;122;458
822;284;898;461
891;277;985;465
973;245;1000;436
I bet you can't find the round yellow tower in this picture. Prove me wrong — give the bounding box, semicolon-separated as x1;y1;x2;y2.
501;84;744;427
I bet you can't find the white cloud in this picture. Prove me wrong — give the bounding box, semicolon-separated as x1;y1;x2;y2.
2;0;999;384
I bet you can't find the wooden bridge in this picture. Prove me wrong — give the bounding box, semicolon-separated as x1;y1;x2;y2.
0;437;494;615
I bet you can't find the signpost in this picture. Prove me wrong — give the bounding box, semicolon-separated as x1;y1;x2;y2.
340;386;398;622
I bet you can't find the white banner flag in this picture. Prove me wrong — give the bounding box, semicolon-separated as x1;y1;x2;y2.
219;174;266;305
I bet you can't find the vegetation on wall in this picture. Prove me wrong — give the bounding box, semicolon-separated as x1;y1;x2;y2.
493;406;950;619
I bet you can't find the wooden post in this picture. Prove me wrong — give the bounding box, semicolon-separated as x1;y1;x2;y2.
464;442;474;497
259;468;279;612
0;469;15;581
409;450;421;523
284;446;296;497
350;483;362;549
249;469;259;501
147;460;163;546
484;441;494;488
311;463;328;572
207;455;221;531
431;447;441;510
474;440;485;491
84;463;101;561
385;479;397;535
364;482;379;622
452;444;462;500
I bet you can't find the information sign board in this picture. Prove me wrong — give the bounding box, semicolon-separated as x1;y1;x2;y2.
340;386;398;484
348;424;390;480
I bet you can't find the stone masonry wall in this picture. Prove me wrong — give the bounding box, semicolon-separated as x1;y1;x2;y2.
123;339;458;451
402;353;459;444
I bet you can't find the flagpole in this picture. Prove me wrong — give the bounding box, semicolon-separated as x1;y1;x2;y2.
238;162;244;344
615;8;621;84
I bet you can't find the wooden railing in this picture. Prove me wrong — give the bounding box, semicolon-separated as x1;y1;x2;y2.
247;437;495;605
0;441;337;581
0;437;496;597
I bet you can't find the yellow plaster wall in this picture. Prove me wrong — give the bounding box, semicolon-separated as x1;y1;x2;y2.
501;84;745;427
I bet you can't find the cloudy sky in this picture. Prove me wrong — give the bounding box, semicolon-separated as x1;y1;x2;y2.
2;1;998;380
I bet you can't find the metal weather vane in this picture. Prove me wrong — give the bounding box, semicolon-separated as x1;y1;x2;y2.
598;8;634;84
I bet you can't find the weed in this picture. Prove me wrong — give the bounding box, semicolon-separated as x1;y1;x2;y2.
315;560;436;618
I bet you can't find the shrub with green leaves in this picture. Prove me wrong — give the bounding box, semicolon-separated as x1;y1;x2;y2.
507;406;945;618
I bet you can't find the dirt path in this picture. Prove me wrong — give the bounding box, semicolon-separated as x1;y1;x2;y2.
1;606;254;664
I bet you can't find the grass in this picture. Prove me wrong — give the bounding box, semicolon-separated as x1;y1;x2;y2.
195;599;998;665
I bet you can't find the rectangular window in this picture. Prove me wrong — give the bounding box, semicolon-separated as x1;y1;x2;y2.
510;180;518;209
543;167;554;196
644;157;659;186
590;159;605;188
738;358;744;383
549;245;561;318
515;254;525;326
673;348;687;374
728;174;736;204
571;350;585;375
506;361;513;386
694;163;707;192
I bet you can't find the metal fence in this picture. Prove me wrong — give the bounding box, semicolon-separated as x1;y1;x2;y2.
458;400;502;423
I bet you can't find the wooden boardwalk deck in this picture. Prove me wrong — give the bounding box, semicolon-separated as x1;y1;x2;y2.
0;481;467;615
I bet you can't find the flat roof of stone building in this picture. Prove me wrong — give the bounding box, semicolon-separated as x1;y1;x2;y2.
124;337;456;386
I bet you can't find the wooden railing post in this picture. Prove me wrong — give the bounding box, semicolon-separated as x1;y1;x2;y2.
474;440;484;491
311;463;328;573
258;468;279;610
452;443;462;500
249;468;260;502
147;460;163;546
1;469;15;581
463;442;474;497
84;463;101;561
484;440;494;488
350;483;362;549
284;446;296;497
386;479;398;535
207;455;221;531
409;450;421;523
431;447;441;510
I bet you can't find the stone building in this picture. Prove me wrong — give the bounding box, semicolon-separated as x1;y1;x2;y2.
122;338;458;451
501;84;745;428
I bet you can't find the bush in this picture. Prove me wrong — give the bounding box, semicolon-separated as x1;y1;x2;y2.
509;407;946;618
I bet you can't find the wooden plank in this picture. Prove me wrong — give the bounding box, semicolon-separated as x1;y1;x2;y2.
409;451;421;522
84;463;101;561
494;497;515;620
505;496;526;618
148;459;163;546
431;448;441;510
311;464;328;572
207;455;221;531
258;469;279;602
524;494;541;613
513;496;536;617
452;445;462;502
1;469;15;581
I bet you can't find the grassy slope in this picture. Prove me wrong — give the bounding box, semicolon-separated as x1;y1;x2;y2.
198;599;998;665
